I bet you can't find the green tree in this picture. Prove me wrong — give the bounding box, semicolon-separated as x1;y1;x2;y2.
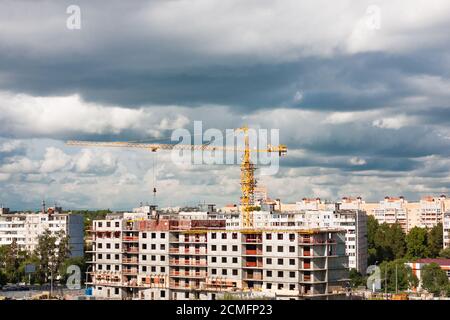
406;227;429;259
349;268;366;288
367;216;380;265
439;247;450;259
421;263;449;296
380;259;418;292
428;223;443;258
387;223;406;259
33;229;70;283
369;221;406;263
0;240;28;283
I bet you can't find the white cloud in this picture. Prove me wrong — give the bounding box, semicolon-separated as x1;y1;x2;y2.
40;147;72;173
1;1;450;64
0;91;189;138
349;157;367;166
372;115;416;129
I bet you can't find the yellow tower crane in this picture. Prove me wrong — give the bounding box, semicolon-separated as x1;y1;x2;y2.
66;127;287;229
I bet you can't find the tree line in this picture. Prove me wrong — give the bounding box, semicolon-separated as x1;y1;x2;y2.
350;216;450;296
0;229;85;286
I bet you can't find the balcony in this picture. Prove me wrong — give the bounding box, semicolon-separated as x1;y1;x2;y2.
123;247;139;253
244;249;263;256
169;282;201;290
122;258;139;264
122;269;138;275
122;236;139;242
170;271;206;278
243;274;263;280
244;261;263;268
169;259;207;267
243;237;262;244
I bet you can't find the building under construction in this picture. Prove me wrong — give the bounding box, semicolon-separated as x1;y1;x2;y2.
87;205;349;300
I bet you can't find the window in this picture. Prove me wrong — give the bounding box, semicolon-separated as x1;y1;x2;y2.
278;271;283;278
232;257;238;264
115;265;119;271
232;233;238;239
151;233;156;239
222;269;227;275
290;271;295;278
161;233;165;239
142;233;147;239
212;269;217;275
277;234;283;240
221;233;227;239
151;266;156;272
142;266;147;272
161;267;165;273
115;288;119;294
289;234;295;241
266;234;272;240
266;246;272;252
278;258;283;265
277;246;283;252
106;243;111;249
212;245;217;251
161;256;165;261
232;245;238;252
115;254;119;260
289;284;295;291
115;243;119;249
142;244;147;250
267;271;272;277
98;243;102;249
267;283;272;289
106;254;111;260
211;233;217;239
232;269;238;276
267;258;272;264
289;259;295;265
115;222;120;228
185;293;189;299
289;246;295;253
160;244;165;250
151;255;156;261
212;257;217;263
98;222;102;228
221;245;227;251
278;284;283;290
222;257;227;263
142;255;147;261
161;291;165;298
106;222;111;227
151;244;156;250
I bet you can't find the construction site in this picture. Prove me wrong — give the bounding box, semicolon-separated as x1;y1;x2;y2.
69;127;350;299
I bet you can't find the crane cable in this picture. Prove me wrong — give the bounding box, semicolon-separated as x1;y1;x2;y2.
152;150;157;201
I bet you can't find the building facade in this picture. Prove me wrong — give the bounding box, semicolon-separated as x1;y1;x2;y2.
444;212;450;249
88;207;349;300
0;206;84;257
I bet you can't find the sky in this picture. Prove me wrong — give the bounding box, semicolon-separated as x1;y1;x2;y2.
1;0;450;210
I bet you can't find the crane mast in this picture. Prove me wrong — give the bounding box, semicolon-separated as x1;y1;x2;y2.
66;127;287;229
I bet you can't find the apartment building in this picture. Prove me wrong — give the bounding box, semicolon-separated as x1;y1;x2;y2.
444;212;450;249
356;195;448;232
0;205;84;257
88;207;349;300
277;198;367;273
